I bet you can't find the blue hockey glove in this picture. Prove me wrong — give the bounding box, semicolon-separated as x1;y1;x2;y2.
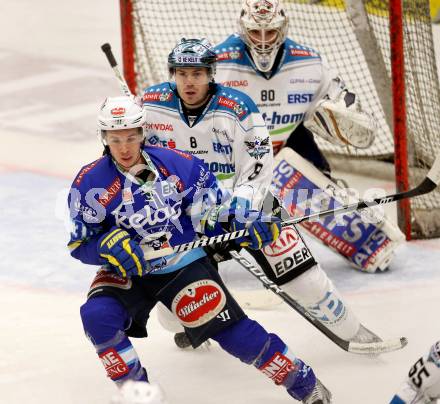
231;213;281;250
98;227;147;278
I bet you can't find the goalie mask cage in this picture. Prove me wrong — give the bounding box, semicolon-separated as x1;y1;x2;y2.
120;0;440;239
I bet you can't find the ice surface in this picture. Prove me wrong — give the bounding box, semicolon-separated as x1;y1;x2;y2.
1;2;440;403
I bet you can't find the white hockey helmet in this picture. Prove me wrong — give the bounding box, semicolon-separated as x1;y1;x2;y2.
97;96;146;144
239;0;289;72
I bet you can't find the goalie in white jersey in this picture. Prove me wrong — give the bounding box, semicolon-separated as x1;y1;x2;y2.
214;0;405;274
143;37;386;356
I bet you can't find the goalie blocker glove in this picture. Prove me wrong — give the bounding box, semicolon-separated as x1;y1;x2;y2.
98;227;148;278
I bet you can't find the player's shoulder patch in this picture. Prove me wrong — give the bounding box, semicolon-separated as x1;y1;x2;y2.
74;156;106;186
214;34;247;64
213;85;258;121
144;145;198;192
143;82;175;105
145;145;193;163
284;39;321;63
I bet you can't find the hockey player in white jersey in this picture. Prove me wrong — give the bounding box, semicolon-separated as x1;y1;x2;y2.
214;0;405;274
390;341;440;404
143;37;384;354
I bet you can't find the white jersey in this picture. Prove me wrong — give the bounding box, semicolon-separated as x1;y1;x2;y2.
142;82;273;211
214;34;333;154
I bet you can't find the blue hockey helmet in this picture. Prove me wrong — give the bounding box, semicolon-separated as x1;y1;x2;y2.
168;38;217;77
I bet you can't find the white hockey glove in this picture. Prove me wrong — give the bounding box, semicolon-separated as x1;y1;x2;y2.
304;79;376;149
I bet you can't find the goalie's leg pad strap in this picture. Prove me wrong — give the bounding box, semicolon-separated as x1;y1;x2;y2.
80;296;147;383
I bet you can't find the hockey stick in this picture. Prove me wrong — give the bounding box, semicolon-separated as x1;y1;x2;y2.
160;153;440;257
101;43;133;98
101;42;175;259
228;250;407;354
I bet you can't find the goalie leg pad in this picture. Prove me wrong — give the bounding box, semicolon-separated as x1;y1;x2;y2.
80;296;147;384
282;264;361;340
271;147;405;273
212;317;317;400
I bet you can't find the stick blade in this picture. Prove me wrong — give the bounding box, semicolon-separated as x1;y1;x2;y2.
348;336;408;355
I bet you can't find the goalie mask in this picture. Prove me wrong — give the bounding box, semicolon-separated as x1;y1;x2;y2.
168;37;217;80
97;96;146;146
239;0;288;72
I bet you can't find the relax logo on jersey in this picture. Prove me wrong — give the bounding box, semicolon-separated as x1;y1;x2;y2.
244;137;271;159
113;201;183;230
172;279;227;328
287;92;314;104
147;135;176;149
212;142;232;155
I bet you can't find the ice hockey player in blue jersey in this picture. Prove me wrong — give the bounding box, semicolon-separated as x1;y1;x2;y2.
214;0;404;275
144;37;386;354
67;95;332;403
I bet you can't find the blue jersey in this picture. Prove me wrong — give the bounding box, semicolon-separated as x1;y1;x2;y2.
67;146;222;274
